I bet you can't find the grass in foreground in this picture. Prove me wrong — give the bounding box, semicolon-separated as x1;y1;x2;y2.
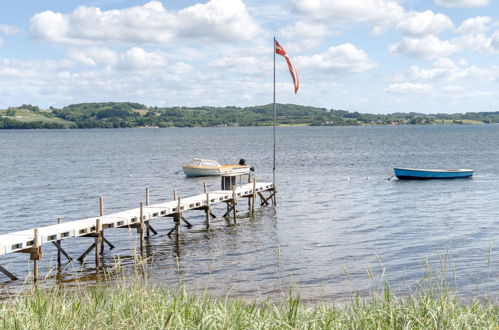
0;280;497;330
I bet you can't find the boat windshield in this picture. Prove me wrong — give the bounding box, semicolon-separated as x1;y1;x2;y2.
201;160;221;167
190;159;202;166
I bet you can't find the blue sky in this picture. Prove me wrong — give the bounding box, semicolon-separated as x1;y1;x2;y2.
1;0;499;113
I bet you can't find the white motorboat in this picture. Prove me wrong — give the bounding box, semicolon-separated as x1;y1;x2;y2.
182;158;251;177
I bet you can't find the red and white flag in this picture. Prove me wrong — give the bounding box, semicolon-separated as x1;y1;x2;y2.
275;40;299;94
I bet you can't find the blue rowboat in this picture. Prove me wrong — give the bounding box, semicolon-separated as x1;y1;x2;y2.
394;168;473;180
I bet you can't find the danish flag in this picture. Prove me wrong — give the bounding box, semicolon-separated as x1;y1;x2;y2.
275;40;299;94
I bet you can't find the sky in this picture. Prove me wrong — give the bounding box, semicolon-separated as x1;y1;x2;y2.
1;0;499;114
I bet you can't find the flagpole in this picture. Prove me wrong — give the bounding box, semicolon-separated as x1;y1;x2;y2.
273;37;276;189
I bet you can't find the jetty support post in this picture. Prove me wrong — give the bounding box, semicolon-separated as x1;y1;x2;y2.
167;196;181;237
139;202;145;252
247;175;251;208
57;218;62;265
258;188;276;206
0;266;17;281
95;219;102;268
97;197;116;250
251;178;256;214
99;197;105;253
31;228;42;284
231;184;237;224
169;197;181;236
145;188;150;237
204;182;211;230
176;198;181;236
52;217;73;265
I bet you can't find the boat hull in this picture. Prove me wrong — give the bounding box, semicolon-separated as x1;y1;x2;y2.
182;165;250;177
182;166;222;177
394;168;473;180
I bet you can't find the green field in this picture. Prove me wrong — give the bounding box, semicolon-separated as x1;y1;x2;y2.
0;110;74;127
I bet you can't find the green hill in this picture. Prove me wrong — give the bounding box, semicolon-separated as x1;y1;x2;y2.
1;102;499;129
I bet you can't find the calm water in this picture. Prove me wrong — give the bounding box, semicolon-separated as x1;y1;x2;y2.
0;125;498;300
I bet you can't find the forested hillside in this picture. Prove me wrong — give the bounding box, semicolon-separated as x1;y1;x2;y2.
1;102;498;129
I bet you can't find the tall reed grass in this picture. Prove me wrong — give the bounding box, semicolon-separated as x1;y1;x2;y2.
0;277;497;329
0;250;497;329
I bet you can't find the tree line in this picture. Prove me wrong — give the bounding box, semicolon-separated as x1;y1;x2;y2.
2;102;499;129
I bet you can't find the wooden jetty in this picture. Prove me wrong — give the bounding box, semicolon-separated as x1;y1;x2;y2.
0;178;276;283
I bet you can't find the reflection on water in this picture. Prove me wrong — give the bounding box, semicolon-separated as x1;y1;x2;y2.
0;125;498;300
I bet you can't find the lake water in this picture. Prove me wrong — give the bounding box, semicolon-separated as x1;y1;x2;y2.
0;125;498;300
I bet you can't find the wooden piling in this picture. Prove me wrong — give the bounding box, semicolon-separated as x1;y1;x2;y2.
32;228;40;284
57;218;62;266
205;192;211;230
252;178;256;214
232;185;237;224
175;198;181;236
95;219;102;268
0;266;17;281
139;202;145;251
173;189;177;201
99;197;105;253
145;188;150;237
99;197;104;216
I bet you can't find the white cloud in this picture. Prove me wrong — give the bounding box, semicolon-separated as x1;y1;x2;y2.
30;0;262;45
0;24;20;35
398;58;499;85
435;0;490;7
490;31;499;51
456;16;492;34
384;82;433;93
296;43;377;73
118;48;167;71
66;47;118;66
279;21;335;39
396;10;453;36
210;54;267;76
389;35;459;59
291;0;404;25
453;33;491;53
278;21;340;51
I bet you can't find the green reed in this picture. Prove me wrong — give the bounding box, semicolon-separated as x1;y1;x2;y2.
0;276;497;330
0;249;497;329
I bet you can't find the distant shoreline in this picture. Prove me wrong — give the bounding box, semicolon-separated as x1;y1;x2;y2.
1;102;496;129
0;122;492;130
